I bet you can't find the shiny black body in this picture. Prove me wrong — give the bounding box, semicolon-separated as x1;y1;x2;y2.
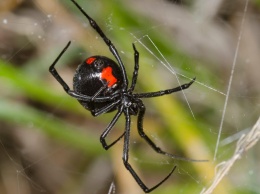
73;56;123;115
49;0;200;192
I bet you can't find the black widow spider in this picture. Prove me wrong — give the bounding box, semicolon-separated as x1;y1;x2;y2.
49;0;201;192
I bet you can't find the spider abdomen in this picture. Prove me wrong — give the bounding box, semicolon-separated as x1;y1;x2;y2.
73;56;124;114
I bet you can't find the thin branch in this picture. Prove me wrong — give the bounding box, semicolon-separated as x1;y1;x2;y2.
201;116;260;194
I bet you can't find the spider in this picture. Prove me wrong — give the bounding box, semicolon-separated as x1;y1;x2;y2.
49;0;198;192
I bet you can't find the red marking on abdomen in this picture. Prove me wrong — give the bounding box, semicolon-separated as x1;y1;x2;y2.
101;66;117;87
86;57;96;65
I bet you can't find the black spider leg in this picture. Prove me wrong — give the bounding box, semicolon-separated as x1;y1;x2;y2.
100;106;125;150
49;41;72;92
137;99;207;162
89;84;122;117
133;78;196;99
129;43;139;93
90;84;108;100
70;0;128;91
128;43;196;99
91;99;121;117
128;45;204;161
49;41;117;102
123;108;176;193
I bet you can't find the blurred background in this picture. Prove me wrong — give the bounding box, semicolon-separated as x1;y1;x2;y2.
0;0;259;193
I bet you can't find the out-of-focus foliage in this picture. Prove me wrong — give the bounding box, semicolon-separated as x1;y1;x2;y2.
0;0;259;194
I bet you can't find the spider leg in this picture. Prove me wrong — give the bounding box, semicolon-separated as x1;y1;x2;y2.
129;43;139;92
122;108;176;193
90;84;108;101
134;78;196;98
137;100;207;162
100;106;125;150
91;99;121;117
67;90;117;102
70;0;128;91
49;41;72;92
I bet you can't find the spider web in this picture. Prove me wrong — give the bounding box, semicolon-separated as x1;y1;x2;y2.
0;0;259;194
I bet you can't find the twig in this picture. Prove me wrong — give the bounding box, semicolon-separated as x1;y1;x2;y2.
108;182;116;194
201;116;260;194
